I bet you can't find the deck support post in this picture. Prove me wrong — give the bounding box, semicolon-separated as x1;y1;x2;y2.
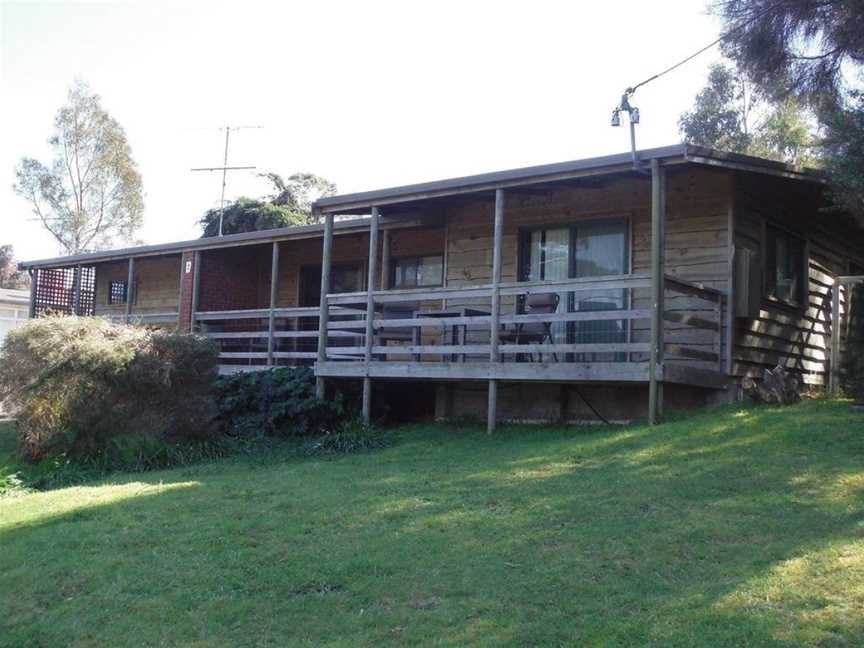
125;257;135;323
380;229;391;290
267;241;280;366
487;189;505;434
315;213;334;399
649;159;666;424
71;264;82;316
830;280;841;393
190;252;201;333
28;269;37;318
362;206;380;422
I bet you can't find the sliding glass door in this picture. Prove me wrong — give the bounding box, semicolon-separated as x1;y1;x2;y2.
521;218;628;361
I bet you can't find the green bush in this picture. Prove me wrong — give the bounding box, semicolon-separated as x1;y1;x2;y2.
214;366;344;438
0;316;220;462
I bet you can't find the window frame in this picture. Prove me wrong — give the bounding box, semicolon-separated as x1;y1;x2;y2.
390;254;445;289
762;222;809;310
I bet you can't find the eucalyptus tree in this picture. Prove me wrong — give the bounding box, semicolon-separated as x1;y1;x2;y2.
13;81;144;254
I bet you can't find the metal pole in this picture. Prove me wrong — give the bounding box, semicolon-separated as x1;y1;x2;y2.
218;127;230;237
315;213;334;398
362;206;380;422
267;241;280;366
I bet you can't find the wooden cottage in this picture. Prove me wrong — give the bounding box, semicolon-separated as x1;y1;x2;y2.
19;145;864;429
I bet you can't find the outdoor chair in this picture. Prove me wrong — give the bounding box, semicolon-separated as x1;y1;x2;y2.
375;302;418;359
498;292;560;362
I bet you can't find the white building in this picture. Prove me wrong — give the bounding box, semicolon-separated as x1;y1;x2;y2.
0;288;29;346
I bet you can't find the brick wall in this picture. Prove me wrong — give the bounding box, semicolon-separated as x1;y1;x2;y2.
197;246;267;312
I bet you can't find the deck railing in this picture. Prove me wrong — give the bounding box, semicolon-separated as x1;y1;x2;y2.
198;274;725;381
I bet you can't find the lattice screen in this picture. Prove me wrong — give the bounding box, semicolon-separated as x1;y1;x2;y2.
33;266;96;316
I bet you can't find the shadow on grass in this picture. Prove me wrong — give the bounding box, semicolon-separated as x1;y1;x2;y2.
1;400;863;647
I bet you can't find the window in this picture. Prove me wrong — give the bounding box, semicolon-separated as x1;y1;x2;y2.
298;264;363;307
108;280;128;305
392;255;443;288
519;219;629;361
765;226;806;307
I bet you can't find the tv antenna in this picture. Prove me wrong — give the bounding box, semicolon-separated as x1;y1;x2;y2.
191;125;262;236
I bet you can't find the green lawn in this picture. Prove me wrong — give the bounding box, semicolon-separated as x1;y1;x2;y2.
1;400;864;647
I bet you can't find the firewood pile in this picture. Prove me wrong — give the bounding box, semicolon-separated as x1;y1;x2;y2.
742;365;801;405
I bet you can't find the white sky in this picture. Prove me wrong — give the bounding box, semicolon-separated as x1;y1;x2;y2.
1;0;725;262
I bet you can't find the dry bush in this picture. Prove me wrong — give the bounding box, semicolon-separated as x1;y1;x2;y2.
0;316;219;462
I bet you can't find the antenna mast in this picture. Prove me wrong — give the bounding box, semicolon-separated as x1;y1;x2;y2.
191;125;262;236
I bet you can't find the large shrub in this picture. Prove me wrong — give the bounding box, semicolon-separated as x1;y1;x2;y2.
214;366;343;438
0;316;219;462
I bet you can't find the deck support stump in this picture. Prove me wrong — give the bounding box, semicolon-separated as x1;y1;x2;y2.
649;159;666;424
315;212;334;399
487;380;498;435
362;206;380;422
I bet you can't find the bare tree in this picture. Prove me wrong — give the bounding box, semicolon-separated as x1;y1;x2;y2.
13;80;144;255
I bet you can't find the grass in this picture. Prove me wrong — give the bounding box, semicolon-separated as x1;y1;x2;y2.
1;400;864;647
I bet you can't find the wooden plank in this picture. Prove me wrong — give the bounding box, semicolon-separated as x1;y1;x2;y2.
663;311;720;331
663;275;723;301
329;342;652;356
315;361;652;382
325;274;652;305
829;282;841;393
663;363;728;389
327;309;651;331
664;344;719;362
316;213;333;398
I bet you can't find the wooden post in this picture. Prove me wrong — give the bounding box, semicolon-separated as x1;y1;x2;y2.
380;228;391;290
648;160;666;424
362;206;380;422
830;280;841;393
267;241;280;366
315;213;334;399
28;269;37;318
190;252;201;333
125;257;135;323
488;189;504;434
71;264;82;316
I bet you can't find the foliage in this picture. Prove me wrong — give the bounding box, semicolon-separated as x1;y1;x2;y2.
298;418;392;456
2;400;864;645
821;92;864;218
12;80;144;254
713;1;864;220
199;172;336;237
679;62;817;165
714;0;864;110
214;366;345;438
0;316;219;462
0;244;29;290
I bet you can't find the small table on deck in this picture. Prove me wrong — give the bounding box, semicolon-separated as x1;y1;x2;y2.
412;306;490;362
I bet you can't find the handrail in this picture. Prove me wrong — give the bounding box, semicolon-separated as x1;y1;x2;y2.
326;273;653;305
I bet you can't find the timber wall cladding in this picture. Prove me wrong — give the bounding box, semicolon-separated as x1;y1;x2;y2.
94;255;181;316
733;173;864;385
441;167;733;368
271;228;447;307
